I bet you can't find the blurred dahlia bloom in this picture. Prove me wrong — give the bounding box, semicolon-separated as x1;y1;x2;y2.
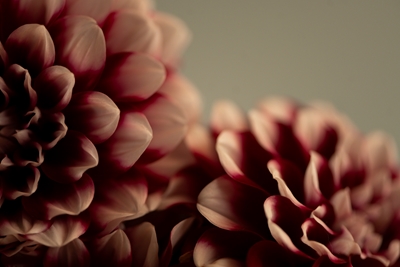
195;98;400;266
0;0;201;265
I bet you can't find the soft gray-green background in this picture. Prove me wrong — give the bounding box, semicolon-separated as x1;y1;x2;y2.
157;1;400;145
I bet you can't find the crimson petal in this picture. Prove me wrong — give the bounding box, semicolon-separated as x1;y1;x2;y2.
41;130;98;183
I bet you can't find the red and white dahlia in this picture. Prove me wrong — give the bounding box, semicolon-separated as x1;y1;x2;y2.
0;0;201;265
196;98;400;266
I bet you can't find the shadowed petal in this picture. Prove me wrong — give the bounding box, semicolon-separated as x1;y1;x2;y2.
22;174;94;220
197;176;270;237
34;66;74;112
92;111;152;176
25;214;89;247
50;15;106;91
153;12;191;68
89;229;132;267
5;24;55;75
62;0;112;25
44;239;90;267
125;222;159;267
103;10;161;56
0;210;51;236
0;42;9;74
246;240;298;267
2;166;40;199
41;130;98;183
97;52;165;102
64;91;120;144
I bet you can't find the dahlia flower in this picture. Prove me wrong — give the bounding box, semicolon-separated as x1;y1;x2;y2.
0;0;201;265
195;98;400;266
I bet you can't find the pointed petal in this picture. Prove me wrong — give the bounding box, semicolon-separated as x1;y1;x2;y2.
22;174;94;220
0;0;65;42
41;130;98;183
211;100;247;135
5;24;55;75
64;91;120;144
93;112;152;176
62;0;112;25
89;229;132;267
34;65;74;112
153;12;191;67
97;52;165;102
103;10;161;56
125;222;159;267
135;93;187;163
44;239;90;267
0;210;51;236
25;214;89;247
197;176;270;237
50;15;106;91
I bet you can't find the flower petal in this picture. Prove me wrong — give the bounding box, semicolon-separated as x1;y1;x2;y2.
41;130;98;183
64;91;120;144
44;239;90;267
34;65;74;112
25;214;89;247
103;10;161;56
22;174;94;220
62;0;112;25
97;52;165;102
5;24;55;75
125;222;159;267
88;229;132;267
246;240;297;267
50;15;106;91
211;100;247;136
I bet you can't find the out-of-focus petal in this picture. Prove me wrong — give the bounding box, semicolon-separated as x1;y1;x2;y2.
158;74;202;126
246;240;296;267
34;66;74;112
211;100;247;136
5;24;55;75
90;168;148;234
197;176;270;237
41;130;98;183
110;0;152;13
103;10;161;56
92;112;152;176
44;239;90;267
88;229;132;267
97;52;165;102
256;97;297;124
22;174;94;220
64;91;120;144
25;214;89;247
193;227;260;267
153;12;191;68
0;42;9;74
62;0;112;25
134;93;187;163
50;15;106;91
0;0;65;42
125;222;159;267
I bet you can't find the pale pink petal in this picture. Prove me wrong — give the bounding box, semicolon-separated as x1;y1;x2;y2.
97;52;165;102
193;228;260;267
44;239;90;267
256;97;297;124
153;12;191;67
0;211;51;236
50;15;106;91
62;0;112;25
211;100;248;135
22;174;94;220
382;239;400;265
0;0;64;41
330;188;352;223
5;24;55;75
248;109;278;153
158;74;202;125
110;0;153;13
135;93;187;163
103;10;161;56
197;176;270;237
25;214;89;247
328;227;362;256
41;130;98;183
88;229;132;267
92;112;152;175
64;91;120;144
34;65;74;112
125;222;159;267
90;169;148;234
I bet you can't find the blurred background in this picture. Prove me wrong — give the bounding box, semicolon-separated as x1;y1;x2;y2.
157;1;400;145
